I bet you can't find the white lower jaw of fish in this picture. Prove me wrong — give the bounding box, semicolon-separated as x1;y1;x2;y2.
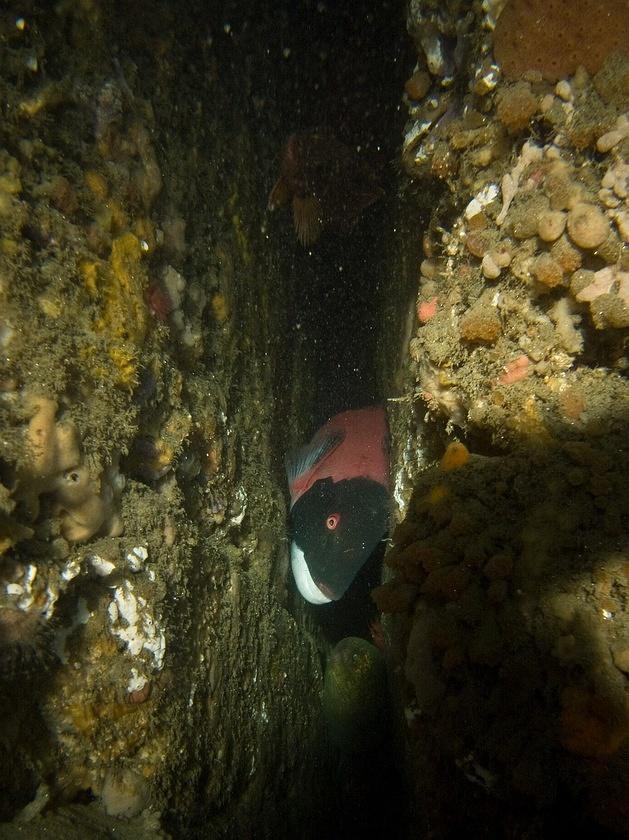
290;542;332;604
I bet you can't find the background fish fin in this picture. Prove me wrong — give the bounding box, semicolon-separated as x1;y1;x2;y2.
293;195;323;246
285;430;344;485
268;176;289;210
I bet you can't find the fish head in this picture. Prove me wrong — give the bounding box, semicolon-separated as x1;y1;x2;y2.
280;132;310;190
289;476;389;604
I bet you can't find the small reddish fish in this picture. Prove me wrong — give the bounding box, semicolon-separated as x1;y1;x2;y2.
285;406;390;604
268;129;384;246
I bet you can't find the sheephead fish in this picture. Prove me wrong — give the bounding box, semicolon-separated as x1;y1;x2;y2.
285;406;390;604
267;128;384;246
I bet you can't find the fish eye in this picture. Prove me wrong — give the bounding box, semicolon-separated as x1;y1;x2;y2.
325;513;340;531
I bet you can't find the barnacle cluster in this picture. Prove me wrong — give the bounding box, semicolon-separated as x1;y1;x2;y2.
402;0;504;178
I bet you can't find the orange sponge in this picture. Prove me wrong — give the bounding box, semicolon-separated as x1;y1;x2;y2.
494;0;629;82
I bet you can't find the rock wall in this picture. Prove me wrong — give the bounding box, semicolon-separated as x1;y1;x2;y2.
3;1;626;837
383;0;629;835
0;2;331;836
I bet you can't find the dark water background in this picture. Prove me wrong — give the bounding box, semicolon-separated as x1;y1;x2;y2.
265;0;410;425
261;6;411;836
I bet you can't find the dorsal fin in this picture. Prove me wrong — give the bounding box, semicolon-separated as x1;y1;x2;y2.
285;430;344;487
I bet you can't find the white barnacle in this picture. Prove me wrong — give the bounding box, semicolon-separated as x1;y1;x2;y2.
126;545;148;572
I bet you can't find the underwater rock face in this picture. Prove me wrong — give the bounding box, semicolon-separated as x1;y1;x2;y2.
389;0;629;836
0;0;626;836
0;1;332;836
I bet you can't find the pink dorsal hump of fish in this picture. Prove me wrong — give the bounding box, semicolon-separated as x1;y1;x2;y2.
287;407;389;509
267;129;384;247
285;406;390;605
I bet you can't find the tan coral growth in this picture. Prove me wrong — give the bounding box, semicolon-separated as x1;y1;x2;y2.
496;82;538;133
17;394;123;542
459;299;502;344
494;0;629;82
566;203;610;249
532;252;564;290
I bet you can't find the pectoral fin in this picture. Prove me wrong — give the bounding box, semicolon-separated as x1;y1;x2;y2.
293;195;323;246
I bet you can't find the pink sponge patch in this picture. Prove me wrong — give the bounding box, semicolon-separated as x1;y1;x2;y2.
498;354;530;385
417;297;438;323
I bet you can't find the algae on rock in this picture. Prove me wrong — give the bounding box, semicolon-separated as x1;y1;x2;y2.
0;2;332;837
